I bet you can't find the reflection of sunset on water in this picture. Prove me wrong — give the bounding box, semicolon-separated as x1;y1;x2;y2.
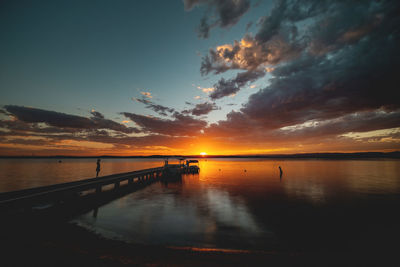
70;158;400;251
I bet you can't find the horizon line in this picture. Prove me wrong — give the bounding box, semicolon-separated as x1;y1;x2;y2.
1;151;399;159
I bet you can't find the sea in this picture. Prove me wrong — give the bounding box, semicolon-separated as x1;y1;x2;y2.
1;157;399;252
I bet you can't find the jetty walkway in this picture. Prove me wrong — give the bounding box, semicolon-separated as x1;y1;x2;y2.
0;167;165;210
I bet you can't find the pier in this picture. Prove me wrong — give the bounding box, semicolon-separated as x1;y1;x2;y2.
0;158;200;214
0;166;166;211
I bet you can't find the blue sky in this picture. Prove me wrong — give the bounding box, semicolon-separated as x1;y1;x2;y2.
0;0;399;155
0;0;272;123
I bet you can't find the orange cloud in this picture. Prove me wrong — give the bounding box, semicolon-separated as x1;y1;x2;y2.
140;91;152;98
197;86;215;94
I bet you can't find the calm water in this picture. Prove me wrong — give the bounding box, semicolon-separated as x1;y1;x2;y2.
0;158;162;192
1;158;400;251
71;158;400;251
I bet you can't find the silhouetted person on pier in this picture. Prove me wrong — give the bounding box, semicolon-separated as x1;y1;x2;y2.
96;159;101;177
279;166;283;180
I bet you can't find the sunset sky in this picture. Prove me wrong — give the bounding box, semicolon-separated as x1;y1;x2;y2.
1;0;399;156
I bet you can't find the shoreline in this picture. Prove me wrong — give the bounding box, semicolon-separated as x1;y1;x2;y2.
0;218;300;266
1;218;397;267
2;195;400;267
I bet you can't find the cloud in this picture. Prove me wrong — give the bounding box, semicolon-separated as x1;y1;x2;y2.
140;91;153;98
242;32;400;129
5;105;94;129
183;102;219;116
0;105;202;155
204;109;400;148
197;16;213;39
91;109;104;119
200;1;387;76
200;33;301;75
184;0;251;38
3;105;140;134
192;0;400;154
90;111;140;134
133;97;175;116
277;111;400;141
121;112;207;136
210;70;265;100
0;124;197;155
197;86;215;94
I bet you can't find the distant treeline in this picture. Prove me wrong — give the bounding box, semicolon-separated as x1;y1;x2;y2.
1;151;399;159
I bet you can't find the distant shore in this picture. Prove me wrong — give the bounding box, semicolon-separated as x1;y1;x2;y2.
1;151;399;159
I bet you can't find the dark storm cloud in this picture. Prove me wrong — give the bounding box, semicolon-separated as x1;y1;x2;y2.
183;102;219;116
202;0;400;140
184;0;250;38
3;105;140;134
242;31;400;129
200;0;390;75
133;98;175;116
121;112;207;136
254;0;329;43
210;70;265;99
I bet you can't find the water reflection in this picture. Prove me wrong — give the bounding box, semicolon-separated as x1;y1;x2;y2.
280;160;400;202
76;174;270;249
2;158;399;250
74;159;400;250
204;188;260;233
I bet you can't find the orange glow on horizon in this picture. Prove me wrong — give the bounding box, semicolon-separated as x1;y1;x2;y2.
1;131;399;156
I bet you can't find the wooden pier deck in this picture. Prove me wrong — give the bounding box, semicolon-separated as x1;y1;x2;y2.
0;167;165;210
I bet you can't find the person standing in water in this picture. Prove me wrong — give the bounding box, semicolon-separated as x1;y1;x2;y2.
279;166;283;179
96;158;101;177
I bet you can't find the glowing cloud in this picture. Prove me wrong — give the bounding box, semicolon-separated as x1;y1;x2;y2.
140;91;153;98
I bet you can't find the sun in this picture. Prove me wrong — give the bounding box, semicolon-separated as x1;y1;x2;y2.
200;152;207;156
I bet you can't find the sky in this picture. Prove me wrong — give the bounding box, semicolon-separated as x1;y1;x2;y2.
0;0;399;156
